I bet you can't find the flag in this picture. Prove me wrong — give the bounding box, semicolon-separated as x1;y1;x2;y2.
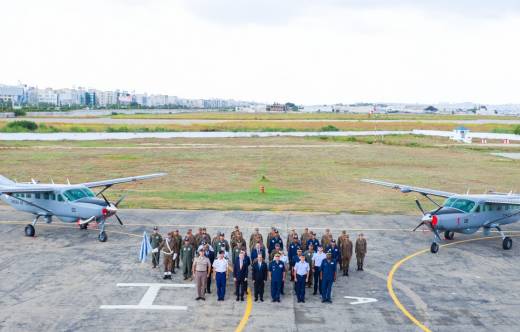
139;231;153;263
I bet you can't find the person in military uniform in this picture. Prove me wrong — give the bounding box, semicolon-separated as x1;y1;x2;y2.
320;251;337;303
286;229;298;249
268;229;283;255
288;236;301;281
211;232;220;253
215;232;230;254
194;227;204;247
149;226;162;269
321;228;333;249
312;246;326;295
300;228;310;251
181;237;195;280
159;232;177;279
192;248;211;301
201;227;211;245
266;227;276;247
303;243;315;288
173;229;182;268
339;233;353;276
326;239;341;265
268;253;285;302
306;232;320;251
269;243;282;261
185;229;196;248
249;227;264;249
355;233;367;271
230;225;241;243
293;254;310;303
337;230;347;247
231;232;246;256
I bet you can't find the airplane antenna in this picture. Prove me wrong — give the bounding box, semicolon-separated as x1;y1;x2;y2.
50;177;54;184
67;178;70;185
31;178;37;184
466;188;470;195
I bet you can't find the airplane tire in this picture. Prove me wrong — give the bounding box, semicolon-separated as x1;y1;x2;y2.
25;224;35;237
79;224;88;230
503;237;512;250
98;231;107;242
430;242;439;254
444;231;455;240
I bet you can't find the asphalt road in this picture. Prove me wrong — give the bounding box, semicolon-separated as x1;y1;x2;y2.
0;207;519;332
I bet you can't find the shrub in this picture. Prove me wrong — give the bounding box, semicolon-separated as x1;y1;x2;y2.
320;125;339;132
14;109;26;117
6;120;38;131
514;125;520;135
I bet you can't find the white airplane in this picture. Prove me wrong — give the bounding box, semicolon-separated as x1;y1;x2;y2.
0;173;166;242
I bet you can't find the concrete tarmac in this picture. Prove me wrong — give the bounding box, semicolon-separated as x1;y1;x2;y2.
0;207;519;332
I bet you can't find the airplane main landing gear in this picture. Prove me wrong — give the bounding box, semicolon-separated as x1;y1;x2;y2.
79;223;88;230
444;231;455;240
24;224;35;237
430;242;439;254
503;237;513;250
98;231;107;242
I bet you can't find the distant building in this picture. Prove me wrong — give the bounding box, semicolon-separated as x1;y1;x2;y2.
58;88;83;106
37;88;59;105
96;90;119;107
84;91;96;107
266;103;287;112
0;85;26;106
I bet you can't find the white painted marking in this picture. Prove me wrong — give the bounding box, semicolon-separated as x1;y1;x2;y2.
344;296;378;305
100;283;194;311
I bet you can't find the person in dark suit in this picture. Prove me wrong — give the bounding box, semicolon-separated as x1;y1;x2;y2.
233;251;250;301
251;242;266;263
203;243;215;294
251;254;268;302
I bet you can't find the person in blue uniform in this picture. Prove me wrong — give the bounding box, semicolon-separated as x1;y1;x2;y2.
268;229;284;255
312;246;326;295
288;236;301;281
268;253;285;302
293;254;310;303
306;232;320;251
320;251;337;303
326;239;341;264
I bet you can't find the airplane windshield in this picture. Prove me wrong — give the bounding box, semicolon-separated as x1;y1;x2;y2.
63;188;95;201
443;198;476;213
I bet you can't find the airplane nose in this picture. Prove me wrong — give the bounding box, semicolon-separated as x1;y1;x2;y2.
102;205;118;217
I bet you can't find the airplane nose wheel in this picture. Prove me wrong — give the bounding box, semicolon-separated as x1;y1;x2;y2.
502;237;513;250
98;231;107;242
430;242;439;254
79;224;88;230
24;224;35;237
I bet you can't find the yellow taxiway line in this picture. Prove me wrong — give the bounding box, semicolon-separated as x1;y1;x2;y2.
388;235;520;332
235;287;253;332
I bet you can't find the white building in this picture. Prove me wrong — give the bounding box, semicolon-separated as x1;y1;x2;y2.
97;90;119;107
58;88;83;106
0;85;25;106
37;88;59;105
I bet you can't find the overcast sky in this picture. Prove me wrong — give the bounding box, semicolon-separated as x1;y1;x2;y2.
2;0;520;105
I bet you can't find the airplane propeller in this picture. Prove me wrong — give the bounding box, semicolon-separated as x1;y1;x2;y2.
412;199;441;232
99;193;126;226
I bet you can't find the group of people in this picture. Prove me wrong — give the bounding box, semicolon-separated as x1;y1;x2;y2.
149;225;368;303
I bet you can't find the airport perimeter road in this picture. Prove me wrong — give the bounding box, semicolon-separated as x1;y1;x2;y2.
0;208;519;332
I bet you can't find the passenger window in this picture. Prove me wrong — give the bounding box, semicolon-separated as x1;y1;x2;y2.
50;194;55;200
44;193;49;200
497;205;502;211
20;193;25;198
475;205;480;213
27;193;32;198
35;193;40;199
58;194;64;202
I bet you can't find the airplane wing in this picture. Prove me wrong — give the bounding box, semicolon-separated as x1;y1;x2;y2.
0;185;56;194
481;197;520;205
361;179;456;198
81;173;167;188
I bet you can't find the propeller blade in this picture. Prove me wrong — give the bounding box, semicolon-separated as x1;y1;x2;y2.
415;199;425;215
115;214;124;226
431;206;442;215
114;194;127;207
99;193;111;206
412;221;425;232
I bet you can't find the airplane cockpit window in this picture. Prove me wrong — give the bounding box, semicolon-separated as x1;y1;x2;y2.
443;198;476;213
62;188;95;201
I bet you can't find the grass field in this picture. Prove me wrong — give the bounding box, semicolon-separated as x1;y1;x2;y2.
1;119;519;133
1;135;520;214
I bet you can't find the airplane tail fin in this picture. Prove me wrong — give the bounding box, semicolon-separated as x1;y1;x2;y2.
0;175;15;185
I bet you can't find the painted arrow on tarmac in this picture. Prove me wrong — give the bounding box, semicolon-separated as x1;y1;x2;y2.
344;296;378;305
